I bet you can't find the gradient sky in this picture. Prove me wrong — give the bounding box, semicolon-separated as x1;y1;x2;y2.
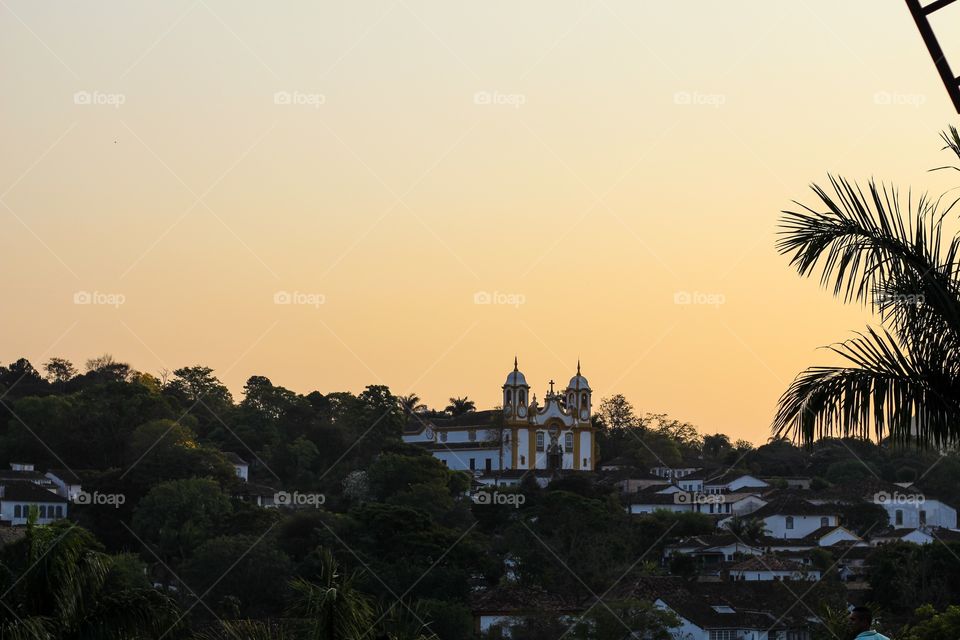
3;1;960;444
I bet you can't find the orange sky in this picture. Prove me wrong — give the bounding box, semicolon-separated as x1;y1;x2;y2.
2;1;959;444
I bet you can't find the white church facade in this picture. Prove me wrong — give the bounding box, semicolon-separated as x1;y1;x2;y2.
403;359;597;476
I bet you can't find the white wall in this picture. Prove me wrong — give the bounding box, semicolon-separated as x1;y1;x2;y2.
879;499;957;529
0;500;65;525
765;514;838;539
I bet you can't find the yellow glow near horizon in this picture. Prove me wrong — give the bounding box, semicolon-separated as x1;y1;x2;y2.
2;1;959;444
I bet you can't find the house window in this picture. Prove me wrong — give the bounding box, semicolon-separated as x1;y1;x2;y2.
469;458;476;470
896;510;903;526
709;630;737;640
469;429;477;442
785;516;794;530
13;505;21;518
565;433;573;450
920;510;927;526
440;432;447;442
56;506;63;518
536;432;544;451
485;459;492;472
821;517;829;528
39;506;46;518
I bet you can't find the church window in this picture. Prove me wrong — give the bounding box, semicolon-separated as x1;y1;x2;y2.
565;433;573;450
581;392;587;406
536;432;544;451
519;390;525;405
785;516;794;530
506;390;512;405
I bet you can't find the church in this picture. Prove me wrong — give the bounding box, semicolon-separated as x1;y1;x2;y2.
403;359;597;480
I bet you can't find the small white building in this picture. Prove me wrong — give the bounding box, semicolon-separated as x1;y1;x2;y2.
0;482;68;525
731;496;840;539
729;556;821;582
45;469;82;501
223;452;249;482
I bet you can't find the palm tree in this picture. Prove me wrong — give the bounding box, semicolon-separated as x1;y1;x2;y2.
0;518;181;639
773;127;960;448
287;548;374;640
397;394;427;428
444;396;475;417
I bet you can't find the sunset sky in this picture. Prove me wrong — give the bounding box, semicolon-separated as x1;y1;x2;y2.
3;1;960;443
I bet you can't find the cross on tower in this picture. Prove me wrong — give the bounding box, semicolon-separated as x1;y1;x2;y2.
548;379;555;395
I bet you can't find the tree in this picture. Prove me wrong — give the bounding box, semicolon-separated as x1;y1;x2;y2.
0;519;181;639
169;366;233;405
84;353;132;382
43;357;76;385
725;516;768;543
901;604;960;640
702;433;731;459
287;548;374;640
181;534;293;618
597;394;640;431
132;478;233;563
773;127;960;447
445;397;475;417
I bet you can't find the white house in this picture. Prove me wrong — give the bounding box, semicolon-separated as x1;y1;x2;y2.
45;469;82;501
0;482;68;525
223;452;249;482
732;496;840;539
729;556;821;582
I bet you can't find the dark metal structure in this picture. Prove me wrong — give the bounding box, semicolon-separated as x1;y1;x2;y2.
906;0;960;113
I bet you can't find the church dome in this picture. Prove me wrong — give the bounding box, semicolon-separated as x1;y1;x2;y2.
504;357;528;387
566;361;590;390
505;370;527;386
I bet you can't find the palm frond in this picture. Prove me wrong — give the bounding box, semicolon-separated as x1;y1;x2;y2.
777;176;960;344
773;327;960;447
